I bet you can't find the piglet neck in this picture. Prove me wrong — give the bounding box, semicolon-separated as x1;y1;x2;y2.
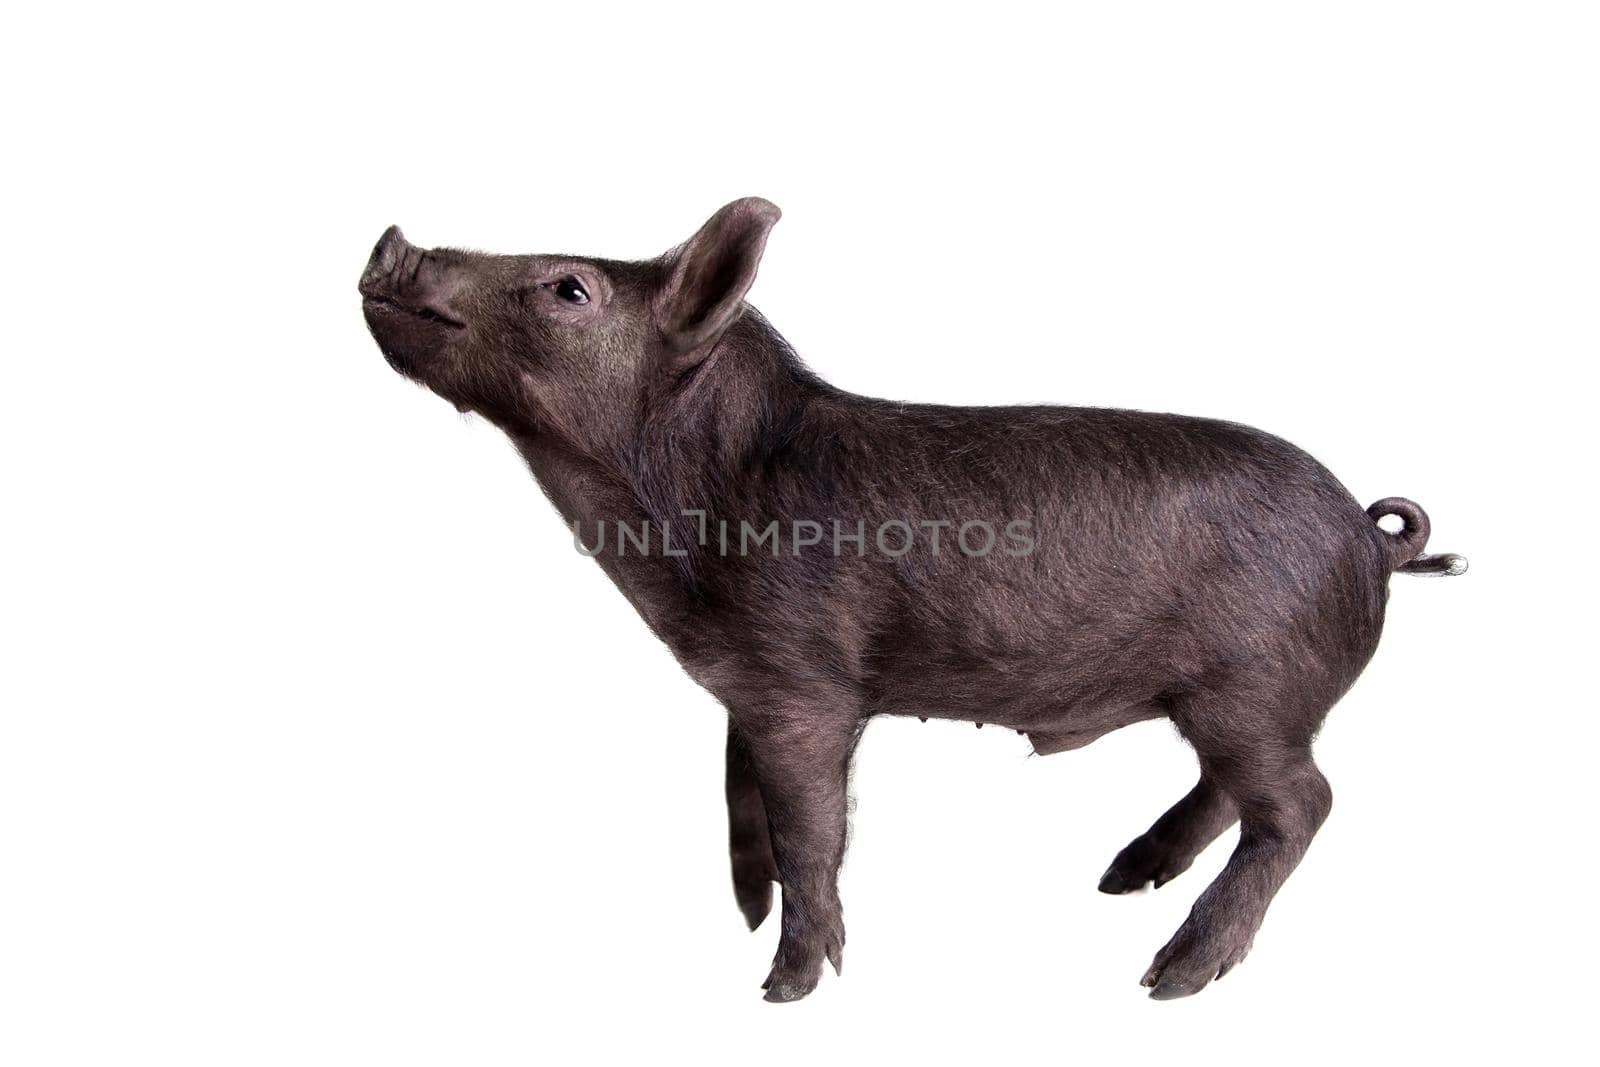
624;310;821;549
505;309;825;607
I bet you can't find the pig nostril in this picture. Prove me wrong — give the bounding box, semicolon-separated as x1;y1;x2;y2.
372;226;411;272
378;225;407;256
361;226;426;297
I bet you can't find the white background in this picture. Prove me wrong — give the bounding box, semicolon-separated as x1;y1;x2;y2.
4;3;1596;1063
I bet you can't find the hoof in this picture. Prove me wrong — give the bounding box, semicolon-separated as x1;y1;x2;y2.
1098;865;1146;895
760;935;840;1002
734;876;774;930
1099;840;1194;894
762;980;815;1003
1140;923;1252;1000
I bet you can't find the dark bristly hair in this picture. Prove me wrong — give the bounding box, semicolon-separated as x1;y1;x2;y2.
358;199;1466;1003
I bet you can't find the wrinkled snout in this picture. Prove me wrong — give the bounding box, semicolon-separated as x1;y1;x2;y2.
360;225;413;290
359;226;466;377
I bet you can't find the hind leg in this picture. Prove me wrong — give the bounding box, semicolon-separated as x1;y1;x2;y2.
1141;687;1334;1000
726;720;779;930
1099;777;1238;894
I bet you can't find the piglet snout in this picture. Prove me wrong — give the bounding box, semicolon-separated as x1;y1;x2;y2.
359;226;465;326
360;225;430;299
362;224;411;286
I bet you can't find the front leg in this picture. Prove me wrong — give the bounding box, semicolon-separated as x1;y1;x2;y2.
733;699;861;1003
726;720;779;930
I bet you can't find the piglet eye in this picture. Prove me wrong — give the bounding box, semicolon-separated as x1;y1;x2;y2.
553;277;589;305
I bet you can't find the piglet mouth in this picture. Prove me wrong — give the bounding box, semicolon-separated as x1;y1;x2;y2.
360;225;470;379
360;291;466;330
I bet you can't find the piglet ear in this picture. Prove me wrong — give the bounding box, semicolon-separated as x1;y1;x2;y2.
655;197;781;360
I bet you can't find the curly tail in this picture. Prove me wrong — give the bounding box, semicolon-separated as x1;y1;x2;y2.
1366;497;1468;576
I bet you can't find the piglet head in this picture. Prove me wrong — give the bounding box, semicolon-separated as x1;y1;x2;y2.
358;198;781;454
